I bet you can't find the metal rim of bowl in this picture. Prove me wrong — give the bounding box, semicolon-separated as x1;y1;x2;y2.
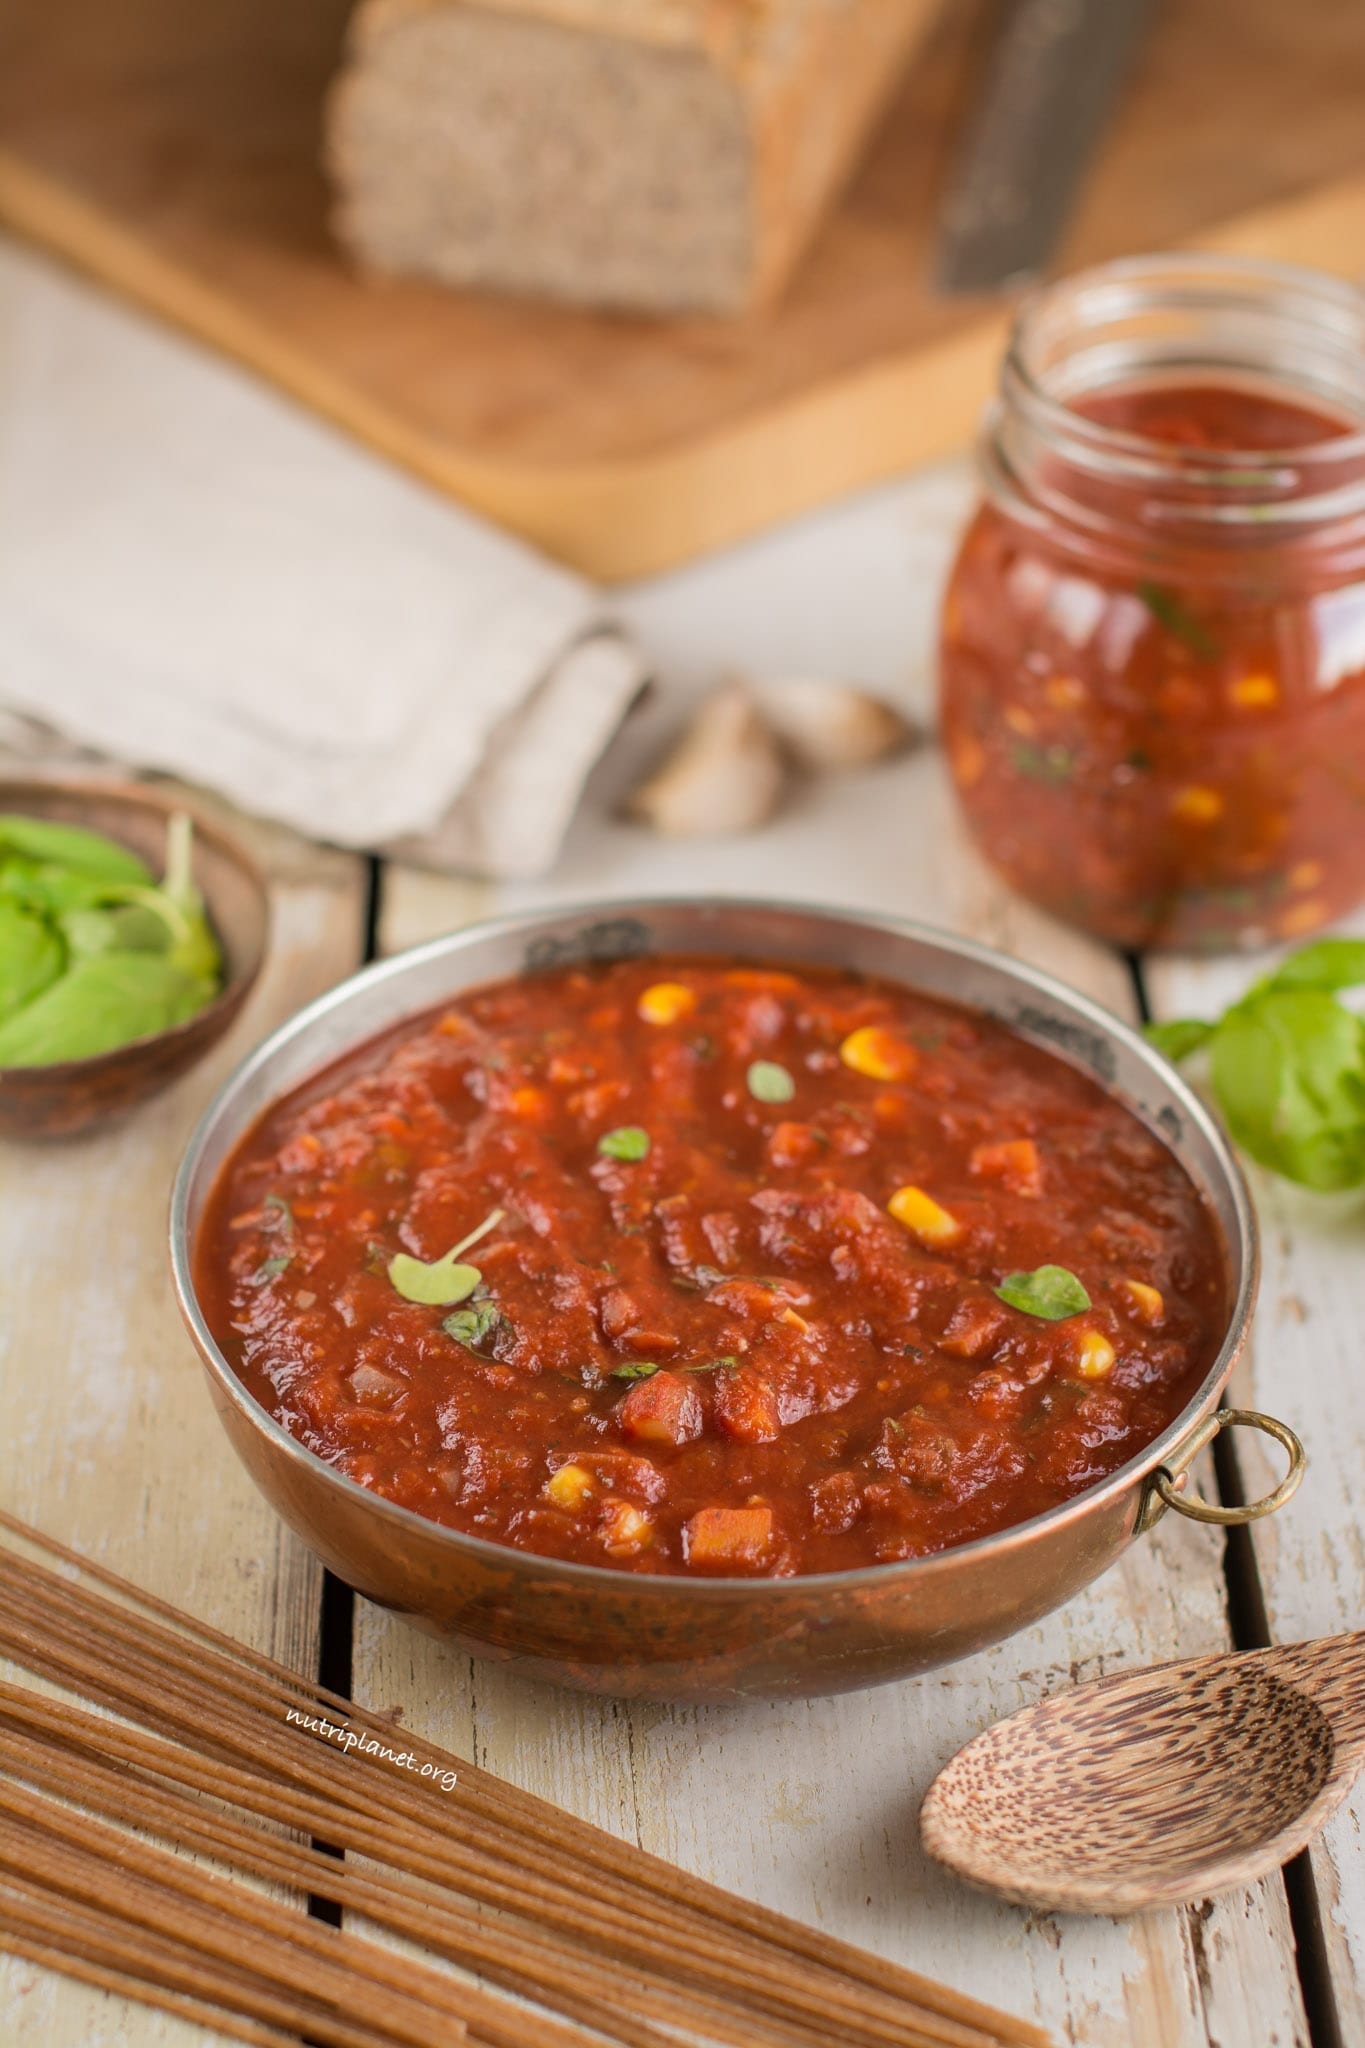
0;776;270;1081
169;894;1260;1598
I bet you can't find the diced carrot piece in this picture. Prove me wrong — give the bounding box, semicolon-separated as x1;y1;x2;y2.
637;981;697;1025
1170;785;1224;826
1229;671;1279;710
1277;898;1328;938
713;1370;781;1444
706;1276;809;1319
970;1137;1042;1196
684;1505;775;1569
887;1185;961;1247
619;1372;704;1448
952;737;985;789
839;1026;917;1083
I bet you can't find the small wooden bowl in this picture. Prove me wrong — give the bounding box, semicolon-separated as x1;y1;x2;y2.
0;778;270;1141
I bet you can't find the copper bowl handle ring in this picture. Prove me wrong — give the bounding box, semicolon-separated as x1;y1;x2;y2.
1144;1408;1306;1529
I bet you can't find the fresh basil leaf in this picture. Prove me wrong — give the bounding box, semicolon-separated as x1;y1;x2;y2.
0;950;214;1066
1211;991;1365;1191
442;1301;504;1351
388;1207;505;1306
252;1255;292;1283
598;1125;650;1161
1266;939;1365;995
747;1060;795;1104
1136;582;1219;659
0;861;110;917
158;813;222;985
0;815;152;884
389;1253;482;1307
609;1360;662;1380
56;907;122;960
0;900;64;1025
995;1265;1092;1320
1144;1017;1216;1062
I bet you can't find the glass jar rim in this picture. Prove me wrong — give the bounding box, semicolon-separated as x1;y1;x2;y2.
1002;251;1365;476
985;254;1365;565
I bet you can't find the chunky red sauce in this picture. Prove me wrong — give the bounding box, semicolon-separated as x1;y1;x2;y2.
196;957;1227;1577
942;381;1365;950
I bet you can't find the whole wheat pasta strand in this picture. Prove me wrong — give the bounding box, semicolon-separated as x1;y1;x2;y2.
0;1714;801;2048
0;1884;427;2048
0;1588;1022;2048
0;1921;350;2048
0;1586;1026;2048
0;1513;1048;2048
0;1597;1001;2048
0;1512;1043;2047
0;1685;860;2048
0;1804;468;2048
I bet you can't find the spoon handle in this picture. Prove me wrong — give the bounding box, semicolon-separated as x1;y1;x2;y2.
1268;1633;1365;1760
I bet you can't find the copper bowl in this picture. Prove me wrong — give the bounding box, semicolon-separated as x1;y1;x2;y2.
170;899;1302;1702
0;778;270;1141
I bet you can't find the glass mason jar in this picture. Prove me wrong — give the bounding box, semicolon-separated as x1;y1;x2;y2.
939;255;1365;952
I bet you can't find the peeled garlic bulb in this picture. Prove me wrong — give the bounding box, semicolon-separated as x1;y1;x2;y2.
626;683;786;838
750;678;915;772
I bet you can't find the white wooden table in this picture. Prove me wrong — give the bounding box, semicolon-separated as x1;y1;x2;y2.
1;243;1361;2048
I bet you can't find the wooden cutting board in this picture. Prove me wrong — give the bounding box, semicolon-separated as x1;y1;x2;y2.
2;0;1364;582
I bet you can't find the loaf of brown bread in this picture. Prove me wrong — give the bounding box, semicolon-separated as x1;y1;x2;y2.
326;0;940;315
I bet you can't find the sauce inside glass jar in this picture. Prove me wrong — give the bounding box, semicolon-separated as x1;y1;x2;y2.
940;258;1365;952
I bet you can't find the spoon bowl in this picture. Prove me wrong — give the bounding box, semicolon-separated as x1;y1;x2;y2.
921;1634;1365;1916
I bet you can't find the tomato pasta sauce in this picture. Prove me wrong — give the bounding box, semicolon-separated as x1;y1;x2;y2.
942;377;1365;953
195;958;1227;1578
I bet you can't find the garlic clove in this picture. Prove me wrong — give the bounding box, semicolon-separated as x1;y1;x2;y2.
625;683;786;838
749;678;916;773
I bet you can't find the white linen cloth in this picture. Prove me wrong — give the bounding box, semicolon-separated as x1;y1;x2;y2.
0;241;647;877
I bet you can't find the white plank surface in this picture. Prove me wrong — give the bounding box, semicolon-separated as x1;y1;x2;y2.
0;221;1341;2044
1148;912;1365;2048
0;811;367;2047
361;743;1309;2048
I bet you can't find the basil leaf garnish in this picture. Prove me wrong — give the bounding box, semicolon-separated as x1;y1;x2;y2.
443;1302;504;1351
747;1060;795;1104
388;1207;505;1306
598;1125;650;1161
995;1266;1092;1321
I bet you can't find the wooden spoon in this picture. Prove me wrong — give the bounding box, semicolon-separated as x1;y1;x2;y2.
920;1634;1365;1916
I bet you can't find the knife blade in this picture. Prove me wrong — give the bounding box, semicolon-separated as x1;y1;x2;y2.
934;0;1156;295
